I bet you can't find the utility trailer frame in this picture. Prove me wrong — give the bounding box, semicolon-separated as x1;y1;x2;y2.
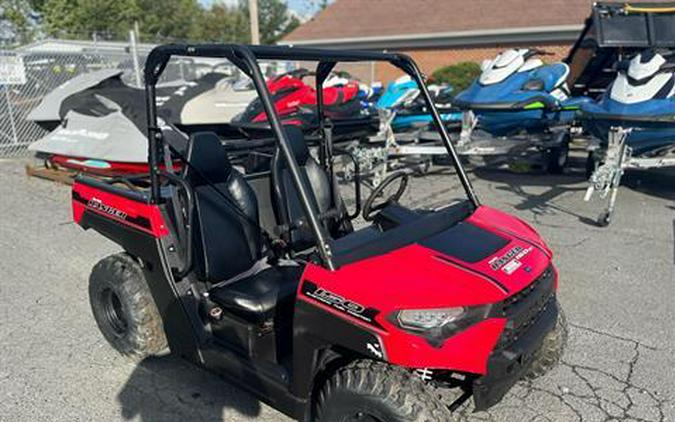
571;2;675;225
584;127;675;226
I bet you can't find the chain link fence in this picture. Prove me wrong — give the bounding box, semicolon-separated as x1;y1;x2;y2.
0;35;152;158
0;40;379;159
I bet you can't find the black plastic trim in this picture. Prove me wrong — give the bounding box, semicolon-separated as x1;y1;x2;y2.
473;298;558;411
420;222;509;263
331;201;473;267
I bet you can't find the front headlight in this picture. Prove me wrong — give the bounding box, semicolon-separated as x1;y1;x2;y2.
397;307;465;331
391;305;493;347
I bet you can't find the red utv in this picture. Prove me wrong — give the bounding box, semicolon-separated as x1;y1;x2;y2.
72;44;566;421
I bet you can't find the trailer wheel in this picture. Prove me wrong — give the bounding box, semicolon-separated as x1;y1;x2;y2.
316;360;454;422
89;253;167;359
597;211;612;227
523;302;568;380
545;134;570;174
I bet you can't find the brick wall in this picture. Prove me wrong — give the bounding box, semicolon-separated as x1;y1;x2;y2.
375;42;572;84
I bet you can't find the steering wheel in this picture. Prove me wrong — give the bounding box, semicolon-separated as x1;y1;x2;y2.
362;171;410;221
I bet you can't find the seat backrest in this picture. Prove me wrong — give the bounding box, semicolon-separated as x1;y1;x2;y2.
184;132;262;282
271;126;350;252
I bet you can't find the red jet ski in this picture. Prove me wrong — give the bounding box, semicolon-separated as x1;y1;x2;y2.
235;69;363;127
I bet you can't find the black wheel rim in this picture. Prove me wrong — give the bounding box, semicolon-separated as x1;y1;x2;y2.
101;288;128;336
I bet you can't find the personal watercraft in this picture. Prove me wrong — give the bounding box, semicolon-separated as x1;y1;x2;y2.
27;71;250;175
338;76;460;188
234;68;364;128
452;49;590;172
581;50;675;157
376;75;460;131
454;49;585;136
581;49;675;225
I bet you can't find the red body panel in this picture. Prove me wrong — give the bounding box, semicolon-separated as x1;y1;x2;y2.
72;181;168;237
298;205;557;374
51;155;182;176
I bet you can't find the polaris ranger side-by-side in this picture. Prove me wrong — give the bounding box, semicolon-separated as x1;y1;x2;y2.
73;44;566;421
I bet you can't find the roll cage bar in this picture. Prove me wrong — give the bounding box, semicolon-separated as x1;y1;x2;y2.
144;43;480;271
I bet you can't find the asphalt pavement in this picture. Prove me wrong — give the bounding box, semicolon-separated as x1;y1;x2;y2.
0;155;673;422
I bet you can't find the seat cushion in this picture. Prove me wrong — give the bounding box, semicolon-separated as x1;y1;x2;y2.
209;265;303;325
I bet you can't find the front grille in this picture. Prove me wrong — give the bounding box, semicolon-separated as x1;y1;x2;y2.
497;265;555;350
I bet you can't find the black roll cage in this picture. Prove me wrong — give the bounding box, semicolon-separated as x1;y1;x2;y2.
144;43;480;271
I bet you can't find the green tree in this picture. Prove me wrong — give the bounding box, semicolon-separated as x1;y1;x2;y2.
281;14;300;41
431;62;482;93
241;0;301;44
28;0;300;44
135;0;201;41
0;0;37;44
194;2;248;43
42;0;140;39
26;0;45;12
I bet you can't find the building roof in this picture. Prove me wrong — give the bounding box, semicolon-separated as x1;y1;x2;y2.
282;0;673;48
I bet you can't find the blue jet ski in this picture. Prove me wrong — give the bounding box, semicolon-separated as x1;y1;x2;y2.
450;49;590;172
581;49;675;157
454;48;588;136
580;49;675;225
376;76;460;131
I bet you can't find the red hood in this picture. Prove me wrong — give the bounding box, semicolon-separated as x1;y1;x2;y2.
303;205;553;313
299;205;556;372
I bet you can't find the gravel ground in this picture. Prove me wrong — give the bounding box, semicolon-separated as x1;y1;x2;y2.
0;155;674;422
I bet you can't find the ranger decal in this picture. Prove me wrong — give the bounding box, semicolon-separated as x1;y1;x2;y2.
489;246;533;274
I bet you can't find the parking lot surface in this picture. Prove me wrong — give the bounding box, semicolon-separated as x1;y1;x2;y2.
1;156;674;422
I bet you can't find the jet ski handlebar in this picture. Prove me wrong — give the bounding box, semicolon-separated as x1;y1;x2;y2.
524;49;555;59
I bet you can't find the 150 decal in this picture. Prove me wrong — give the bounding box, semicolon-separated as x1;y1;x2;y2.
302;282;383;328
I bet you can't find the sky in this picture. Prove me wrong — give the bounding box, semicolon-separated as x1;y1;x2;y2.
199;0;327;18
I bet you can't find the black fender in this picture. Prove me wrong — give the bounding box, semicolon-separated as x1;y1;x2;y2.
291;299;386;408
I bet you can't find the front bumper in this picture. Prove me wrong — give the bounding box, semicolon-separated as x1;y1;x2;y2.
472;297;558;411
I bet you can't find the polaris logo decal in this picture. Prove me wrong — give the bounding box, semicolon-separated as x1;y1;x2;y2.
87;198;128;221
489;246;533;274
302;282;382;328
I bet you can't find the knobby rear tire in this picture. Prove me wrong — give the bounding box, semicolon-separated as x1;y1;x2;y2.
89;253;168;359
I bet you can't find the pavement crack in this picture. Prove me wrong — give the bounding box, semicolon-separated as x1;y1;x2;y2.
568;323;658;350
467;324;667;422
549;236;591;248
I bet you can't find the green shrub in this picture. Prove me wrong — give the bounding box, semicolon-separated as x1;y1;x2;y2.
431;62;482;93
